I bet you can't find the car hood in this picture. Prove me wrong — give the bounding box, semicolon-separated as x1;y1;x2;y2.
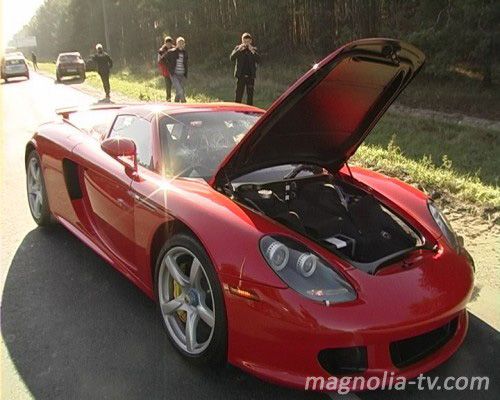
212;38;424;187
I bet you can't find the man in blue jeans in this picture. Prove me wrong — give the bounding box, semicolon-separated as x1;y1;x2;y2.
166;37;188;103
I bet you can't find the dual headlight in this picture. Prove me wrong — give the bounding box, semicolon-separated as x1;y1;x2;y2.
260;235;357;304
428;200;460;252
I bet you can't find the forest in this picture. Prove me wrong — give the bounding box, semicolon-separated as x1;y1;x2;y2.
12;0;499;86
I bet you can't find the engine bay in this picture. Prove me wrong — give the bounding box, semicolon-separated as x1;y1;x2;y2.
233;172;423;272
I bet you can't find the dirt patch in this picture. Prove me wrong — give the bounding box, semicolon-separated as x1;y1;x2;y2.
446;208;500;290
389;104;500;131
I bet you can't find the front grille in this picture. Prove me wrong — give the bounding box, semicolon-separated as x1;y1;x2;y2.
318;346;367;375
390;317;458;369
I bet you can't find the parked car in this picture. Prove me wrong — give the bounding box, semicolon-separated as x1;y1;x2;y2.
55;52;86;81
1;54;29;82
25;38;474;391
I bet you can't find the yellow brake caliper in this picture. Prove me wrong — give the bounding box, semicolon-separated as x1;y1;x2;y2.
173;280;187;323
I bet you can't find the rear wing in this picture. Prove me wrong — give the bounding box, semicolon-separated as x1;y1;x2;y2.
55;104;129;120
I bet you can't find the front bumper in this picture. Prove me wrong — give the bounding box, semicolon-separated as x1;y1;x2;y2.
3;70;29;78
221;249;473;391
57;67;85;77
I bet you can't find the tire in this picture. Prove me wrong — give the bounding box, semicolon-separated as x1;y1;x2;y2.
80;73;86;80
26;73;30;80
155;233;227;366
26;150;52;226
56;72;61;82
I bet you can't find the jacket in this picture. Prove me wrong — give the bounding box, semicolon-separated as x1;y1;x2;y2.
92;52;113;75
230;45;260;78
165;48;188;78
158;45;170;77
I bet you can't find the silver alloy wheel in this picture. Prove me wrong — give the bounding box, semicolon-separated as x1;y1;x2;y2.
27;156;43;219
158;246;216;355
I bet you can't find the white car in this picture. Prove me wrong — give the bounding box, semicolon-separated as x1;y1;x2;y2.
1;54;30;82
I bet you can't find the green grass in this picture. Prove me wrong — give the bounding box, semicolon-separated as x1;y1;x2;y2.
369;113;499;186
37;62;500;212
352;142;499;209
37;62;301;107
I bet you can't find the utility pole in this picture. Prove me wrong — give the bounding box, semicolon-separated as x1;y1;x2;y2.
101;0;110;52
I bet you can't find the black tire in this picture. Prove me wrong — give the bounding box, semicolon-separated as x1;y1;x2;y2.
80;73;86;80
26;150;53;226
56;72;61;82
154;233;227;366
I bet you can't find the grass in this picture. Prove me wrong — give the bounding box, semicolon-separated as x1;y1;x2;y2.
37;62;301;107
352;142;499;210
37;62;500;213
368;113;499;186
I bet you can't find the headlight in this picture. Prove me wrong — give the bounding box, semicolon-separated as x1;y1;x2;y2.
428;200;459;251
260;235;357;304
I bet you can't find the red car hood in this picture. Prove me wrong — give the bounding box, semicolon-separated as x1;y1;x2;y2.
212;38;424;186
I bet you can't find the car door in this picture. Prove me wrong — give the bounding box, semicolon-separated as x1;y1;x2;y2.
83;114;154;271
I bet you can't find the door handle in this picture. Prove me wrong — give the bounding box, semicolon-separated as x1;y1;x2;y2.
116;198;128;209
132;192;159;213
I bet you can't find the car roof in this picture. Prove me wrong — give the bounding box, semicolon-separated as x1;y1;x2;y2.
4;53;25;60
118;102;265;121
58;52;81;57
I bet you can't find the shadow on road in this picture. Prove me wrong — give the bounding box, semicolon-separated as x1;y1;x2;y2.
1;77;30;84
55;77;86;85
2;226;498;399
1;226;323;400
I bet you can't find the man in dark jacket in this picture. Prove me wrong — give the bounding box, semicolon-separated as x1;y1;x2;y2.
31;52;38;71
165;37;188;102
92;43;113;101
158;36;174;101
230;33;260;105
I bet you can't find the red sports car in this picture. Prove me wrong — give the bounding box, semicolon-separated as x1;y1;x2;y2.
25;39;474;391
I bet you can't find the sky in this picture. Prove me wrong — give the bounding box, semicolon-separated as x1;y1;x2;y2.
1;0;44;48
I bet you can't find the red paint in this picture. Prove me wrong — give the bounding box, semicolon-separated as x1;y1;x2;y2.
26;39;473;391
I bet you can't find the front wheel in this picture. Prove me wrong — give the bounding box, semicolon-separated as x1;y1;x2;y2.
155;234;227;365
26;150;52;226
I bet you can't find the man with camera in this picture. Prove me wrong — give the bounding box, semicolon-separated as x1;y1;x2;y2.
230;32;260;105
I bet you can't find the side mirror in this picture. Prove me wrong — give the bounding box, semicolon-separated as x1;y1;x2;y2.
101;137;137;171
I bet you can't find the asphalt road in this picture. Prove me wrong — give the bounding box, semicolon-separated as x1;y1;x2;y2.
0;73;498;400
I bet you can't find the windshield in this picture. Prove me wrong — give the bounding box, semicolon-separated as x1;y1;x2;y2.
6;59;24;65
159;111;261;179
59;54;81;63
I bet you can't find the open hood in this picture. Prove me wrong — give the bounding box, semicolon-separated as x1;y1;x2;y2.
212;38;425;187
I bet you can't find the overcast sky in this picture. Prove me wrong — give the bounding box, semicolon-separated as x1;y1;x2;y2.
1;0;44;47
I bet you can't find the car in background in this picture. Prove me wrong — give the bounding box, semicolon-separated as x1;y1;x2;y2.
1;53;29;82
56;52;86;82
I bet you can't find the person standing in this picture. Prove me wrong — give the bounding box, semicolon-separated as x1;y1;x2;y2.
158;36;174;101
92;43;113;101
31;52;38;71
230;33;260;105
166;37;188;103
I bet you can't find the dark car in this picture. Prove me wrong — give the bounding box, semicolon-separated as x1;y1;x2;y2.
56;52;86;81
1;54;29;81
